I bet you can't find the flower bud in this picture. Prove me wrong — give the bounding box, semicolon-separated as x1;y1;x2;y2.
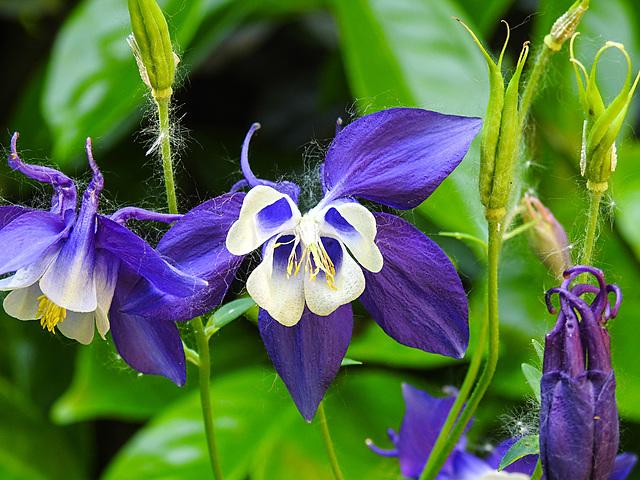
128;0;178;100
571;35;640;194
520;194;572;280
457;20;529;221
544;0;589;52
540;266;621;480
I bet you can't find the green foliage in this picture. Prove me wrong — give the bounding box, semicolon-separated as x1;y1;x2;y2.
498;435;539;471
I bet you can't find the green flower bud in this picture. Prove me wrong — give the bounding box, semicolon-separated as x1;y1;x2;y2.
544;0;589;52
128;0;178;100
520;194;572;280
458;20;529;220
571;34;640;193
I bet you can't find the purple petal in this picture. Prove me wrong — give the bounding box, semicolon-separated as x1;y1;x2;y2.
122;194;246;321
449;450;491;480
396;384;460;478
259;304;353;422
109;267;186;386
109;207;182;226
0;206;32;229
359;213;469;358
0;210;69;274
591;371;619;480
609;453;638;480
321;108;482;209
95;216;206;297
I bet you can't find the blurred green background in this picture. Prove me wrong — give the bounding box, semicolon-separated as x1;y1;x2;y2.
1;0;639;478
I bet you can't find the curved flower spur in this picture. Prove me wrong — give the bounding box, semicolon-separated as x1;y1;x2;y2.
230;107;482;420
123;107;482;420
0;134;206;382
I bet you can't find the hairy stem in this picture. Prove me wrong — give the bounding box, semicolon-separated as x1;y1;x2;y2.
419;220;502;480
317;402;345;480
155;96;178;215
520;47;552;124
580;190;602;267
193;317;224;480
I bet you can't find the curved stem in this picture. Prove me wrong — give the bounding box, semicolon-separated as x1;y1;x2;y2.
519;47;552;124
419;220;502;480
317;401;345;480
580;190;602;267
156;96;178;215
193;316;224;480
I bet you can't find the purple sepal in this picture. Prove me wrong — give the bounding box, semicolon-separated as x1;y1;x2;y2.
0;210;69;274
258;304;353;422
109;267;186;386
0;206;32;229
610;453;638;480
359;213;469;358
109;207;182;226
95;216;206;298
121;193;246;321
321;108;482;209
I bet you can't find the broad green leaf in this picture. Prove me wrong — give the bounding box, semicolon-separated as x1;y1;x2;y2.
0;377;86;480
521;363;542;403
532;339;544;363
51;337;192;424
331;0;488;236
498;435;539;471
102;368;409;480
207;297;256;331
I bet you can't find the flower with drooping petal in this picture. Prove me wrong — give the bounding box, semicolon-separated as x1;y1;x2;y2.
0;134;206;385
123;107;481;420
540;265;631;480
366;383;537;480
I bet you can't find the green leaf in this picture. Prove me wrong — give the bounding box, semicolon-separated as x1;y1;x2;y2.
208;297;256;332
51;337;191;424
521;363;542;403
340;357;362;366
101;368;409;480
532;339;544;363
0;377;86;480
498;434;539;471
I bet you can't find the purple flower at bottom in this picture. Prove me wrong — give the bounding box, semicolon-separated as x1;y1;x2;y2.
540;265;630;480
0;134;207;385
124;107;482;420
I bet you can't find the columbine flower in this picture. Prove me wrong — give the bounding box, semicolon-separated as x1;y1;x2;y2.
122;107;481;420
366;383;537;480
0;134;206;384
540;265;628;480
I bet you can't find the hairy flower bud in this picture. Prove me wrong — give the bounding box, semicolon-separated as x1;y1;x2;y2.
571;35;640;194
520;194;572;280
540;266;621;480
544;0;589;52
457;20;529;221
128;0;178;100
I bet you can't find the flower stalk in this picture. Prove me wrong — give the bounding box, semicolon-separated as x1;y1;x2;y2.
317;402;345;480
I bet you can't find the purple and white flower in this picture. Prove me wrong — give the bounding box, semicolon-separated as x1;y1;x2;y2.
0;133;206;384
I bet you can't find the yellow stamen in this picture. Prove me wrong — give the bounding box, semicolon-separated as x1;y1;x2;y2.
36;295;66;333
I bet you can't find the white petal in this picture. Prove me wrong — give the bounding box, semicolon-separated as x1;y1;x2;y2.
93;252;119;339
226;185;300;255
95;306;110;339
247;237;305;326
57;310;95;344
319;202;383;273
3;284;43;320
0;244;61;291
304;241;365;317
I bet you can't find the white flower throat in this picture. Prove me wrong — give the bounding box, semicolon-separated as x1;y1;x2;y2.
279;215;338;291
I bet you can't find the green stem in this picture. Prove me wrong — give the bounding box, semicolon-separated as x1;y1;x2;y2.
418;283;490;479
317;402;345;480
530;458;544;480
419;220;502;480
155;96;178;215
193;316;224;480
519;46;552;124
580;190;603;267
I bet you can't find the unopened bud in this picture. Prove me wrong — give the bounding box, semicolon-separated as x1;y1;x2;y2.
571;35;640;193
521;194;572;280
128;0;178;100
544;0;588;52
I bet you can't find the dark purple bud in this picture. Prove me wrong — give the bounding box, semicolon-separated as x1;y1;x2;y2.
540;266;621;480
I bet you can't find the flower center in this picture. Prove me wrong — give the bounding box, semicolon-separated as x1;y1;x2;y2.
279;215;338;290
36;295;66;333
